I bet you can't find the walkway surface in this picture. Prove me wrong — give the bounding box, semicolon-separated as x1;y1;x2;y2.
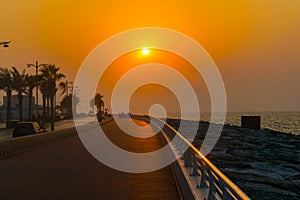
0;118;180;200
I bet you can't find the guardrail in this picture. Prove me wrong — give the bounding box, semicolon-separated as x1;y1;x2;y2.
150;116;251;200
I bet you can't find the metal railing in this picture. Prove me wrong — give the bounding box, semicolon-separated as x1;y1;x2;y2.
150;116;250;200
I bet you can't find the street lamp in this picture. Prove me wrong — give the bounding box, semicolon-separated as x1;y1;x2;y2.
27;61;48;115
0;41;10;48
0;41;10;67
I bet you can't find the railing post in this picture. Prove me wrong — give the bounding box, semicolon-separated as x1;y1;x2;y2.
198;165;208;188
207;180;217;200
183;147;193;167
222;189;232;200
220;181;232;200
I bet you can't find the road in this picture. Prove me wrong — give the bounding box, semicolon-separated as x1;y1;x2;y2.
0;118;180;199
0;117;94;141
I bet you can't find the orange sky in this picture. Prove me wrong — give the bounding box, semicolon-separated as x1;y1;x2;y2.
0;0;299;112
98;49;210;114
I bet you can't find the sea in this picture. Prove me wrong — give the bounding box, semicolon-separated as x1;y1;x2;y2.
167;111;300;135
1;111;299;135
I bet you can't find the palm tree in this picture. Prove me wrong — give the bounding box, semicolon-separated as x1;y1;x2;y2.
10;67;28;121
61;93;80;118
58;81;67;96
59;81;72;118
39;64;65;131
25;74;41;120
90;93;104;121
0;67;12;128
39;72;49;120
61;95;71;118
39;78;51;120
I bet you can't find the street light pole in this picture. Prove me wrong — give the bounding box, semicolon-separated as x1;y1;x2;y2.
0;41;10;48
0;41;10;128
0;41;10;67
27;61;48;116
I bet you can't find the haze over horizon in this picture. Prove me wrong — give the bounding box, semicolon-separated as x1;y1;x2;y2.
0;0;299;113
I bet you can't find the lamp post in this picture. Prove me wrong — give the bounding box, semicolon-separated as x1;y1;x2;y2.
0;41;10;48
27;61;48;116
0;41;10;67
0;41;10;128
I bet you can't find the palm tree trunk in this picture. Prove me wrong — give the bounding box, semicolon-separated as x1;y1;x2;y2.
42;94;46;119
72;102;76;117
6;90;12;129
46;97;50;120
18;93;23;121
50;95;55;131
97;105;102;122
28;89;33;120
66;105;68;118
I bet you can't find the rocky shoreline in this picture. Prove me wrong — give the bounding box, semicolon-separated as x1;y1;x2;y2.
166;119;300;200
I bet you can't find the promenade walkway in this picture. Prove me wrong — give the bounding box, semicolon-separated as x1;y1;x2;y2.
0;119;180;199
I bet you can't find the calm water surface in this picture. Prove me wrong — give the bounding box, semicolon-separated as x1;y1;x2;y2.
168;111;300;135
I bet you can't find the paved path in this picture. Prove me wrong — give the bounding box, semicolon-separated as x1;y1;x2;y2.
0;119;180;200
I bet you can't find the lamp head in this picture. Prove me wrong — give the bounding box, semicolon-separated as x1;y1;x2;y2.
0;41;10;47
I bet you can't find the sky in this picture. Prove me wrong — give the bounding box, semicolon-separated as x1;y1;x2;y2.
0;0;299;113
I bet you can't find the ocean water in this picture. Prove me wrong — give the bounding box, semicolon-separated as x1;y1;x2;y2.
167;111;300;135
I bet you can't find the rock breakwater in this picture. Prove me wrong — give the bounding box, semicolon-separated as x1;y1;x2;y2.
166;119;300;200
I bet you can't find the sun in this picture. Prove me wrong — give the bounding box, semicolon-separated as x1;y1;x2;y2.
142;47;150;55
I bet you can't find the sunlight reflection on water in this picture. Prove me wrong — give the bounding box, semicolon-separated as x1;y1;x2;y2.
165;111;300;135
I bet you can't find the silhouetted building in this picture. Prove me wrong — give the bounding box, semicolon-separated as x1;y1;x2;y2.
241;116;261;130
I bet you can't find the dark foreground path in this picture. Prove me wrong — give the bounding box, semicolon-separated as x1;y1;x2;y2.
0;119;179;200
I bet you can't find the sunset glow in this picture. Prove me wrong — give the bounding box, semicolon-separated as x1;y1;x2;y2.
0;0;299;111
142;48;150;55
